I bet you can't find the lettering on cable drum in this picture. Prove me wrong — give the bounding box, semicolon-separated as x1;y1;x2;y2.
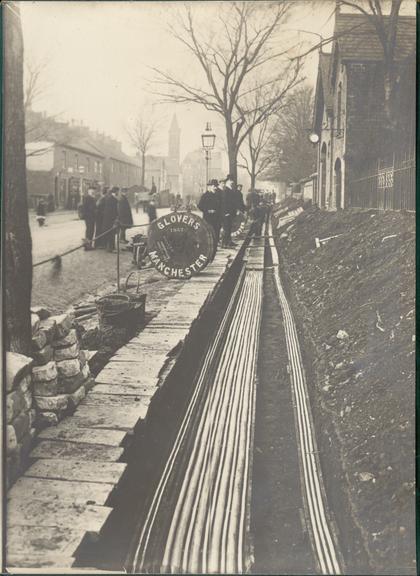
147;212;215;279
231;212;246;238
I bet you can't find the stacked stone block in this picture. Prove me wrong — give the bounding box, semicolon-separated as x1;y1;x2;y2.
31;308;93;427
6;352;36;487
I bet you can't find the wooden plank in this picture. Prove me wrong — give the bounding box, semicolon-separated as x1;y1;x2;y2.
70;404;148;430
96;361;161;379
82;393;151;408
25;458;127;485
91;383;157;397
7;526;85;567
7;498;112;533
8;477;114;506
30;440;124;462
38;423;126;447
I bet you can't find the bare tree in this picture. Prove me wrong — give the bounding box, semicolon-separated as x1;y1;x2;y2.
4;1;33;354
126;113;159;186
238;86;278;190
264;85;316;184
24;56;50;113
151;1;302;181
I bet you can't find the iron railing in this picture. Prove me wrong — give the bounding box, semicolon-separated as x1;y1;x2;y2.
348;150;415;211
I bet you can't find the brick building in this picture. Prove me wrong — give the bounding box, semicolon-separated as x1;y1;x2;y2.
312;12;415;210
26;134;141;209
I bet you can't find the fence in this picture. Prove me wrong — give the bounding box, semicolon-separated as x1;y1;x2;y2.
347;150;415;211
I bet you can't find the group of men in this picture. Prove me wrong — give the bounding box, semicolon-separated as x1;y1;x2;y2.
198;174;246;248
81;186;134;251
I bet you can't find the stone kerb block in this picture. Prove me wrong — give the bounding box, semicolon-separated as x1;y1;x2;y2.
68;384;86;409
32;330;47;351
34;394;68;412
38;412;59;426
56;358;81;379
32;344;54;366
33;377;59;397
31;313;40;335
39;317;57;343
6;352;33;392
53;328;78;349
50;313;73;339
31;306;51;320
32;361;58;383
54;342;80;362
58;371;85;394
7;426;18;454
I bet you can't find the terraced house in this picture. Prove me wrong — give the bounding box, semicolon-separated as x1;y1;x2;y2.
313;11;415;211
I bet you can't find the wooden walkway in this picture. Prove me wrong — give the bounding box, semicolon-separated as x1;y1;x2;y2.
6;247;240;572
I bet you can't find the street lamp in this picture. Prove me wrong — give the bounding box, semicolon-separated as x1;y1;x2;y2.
201;122;216;184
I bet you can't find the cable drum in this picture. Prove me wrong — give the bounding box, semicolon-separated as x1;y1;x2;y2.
147;212;214;279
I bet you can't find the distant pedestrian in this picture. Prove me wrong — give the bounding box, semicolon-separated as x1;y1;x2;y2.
102;187;119;252
118;188;133;243
147;200;157;223
36;198;47;227
82;188;97;250
47;193;55;212
198;179;222;250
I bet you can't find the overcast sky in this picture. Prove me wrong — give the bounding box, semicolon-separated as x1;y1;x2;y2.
19;0;412;164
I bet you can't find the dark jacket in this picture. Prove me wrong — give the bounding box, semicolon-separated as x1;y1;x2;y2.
118;195;133;227
82;195;96;221
102;193;119;232
222;185;242;216
147;203;157;222
198;191;221;216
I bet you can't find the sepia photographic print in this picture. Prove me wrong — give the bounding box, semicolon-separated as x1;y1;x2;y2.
2;0;416;574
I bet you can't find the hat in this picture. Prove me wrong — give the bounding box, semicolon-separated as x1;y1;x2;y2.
208;179;219;186
226;174;234;181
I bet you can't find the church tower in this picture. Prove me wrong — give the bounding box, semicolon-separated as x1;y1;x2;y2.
168;113;180;169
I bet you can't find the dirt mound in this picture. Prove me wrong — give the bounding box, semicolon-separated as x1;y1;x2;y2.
273;207;415;575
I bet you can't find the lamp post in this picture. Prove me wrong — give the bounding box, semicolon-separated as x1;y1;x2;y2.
201;122;216;185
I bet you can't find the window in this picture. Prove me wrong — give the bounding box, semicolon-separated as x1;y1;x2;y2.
99;162;102;175
86;157;90;173
61;150;67;169
337;83;342;135
75;154;79;169
111;160;114;173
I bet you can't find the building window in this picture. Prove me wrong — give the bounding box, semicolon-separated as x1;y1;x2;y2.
61;150;67;169
75;154;79;169
86;157;90;173
99;162;102;175
111;160;114;173
337;83;342;135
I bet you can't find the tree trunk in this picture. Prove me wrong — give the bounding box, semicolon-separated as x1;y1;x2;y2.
225;122;238;182
250;171;257;191
141;152;146;187
4;4;33;354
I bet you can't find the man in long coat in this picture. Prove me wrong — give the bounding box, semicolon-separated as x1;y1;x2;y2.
82;188;97;250
221;174;243;247
95;189;107;247
118;188;133;242
198;179;222;249
102;187;119;252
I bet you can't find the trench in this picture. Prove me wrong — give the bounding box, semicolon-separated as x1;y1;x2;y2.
74;238;250;571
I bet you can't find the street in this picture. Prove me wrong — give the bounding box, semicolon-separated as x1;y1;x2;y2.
31;208;169;311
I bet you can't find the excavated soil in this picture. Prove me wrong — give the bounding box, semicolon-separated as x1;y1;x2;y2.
273;205;415;575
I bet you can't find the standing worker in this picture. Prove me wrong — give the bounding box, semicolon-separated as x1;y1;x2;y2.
146;200;157;223
221;174;244;247
198;179;222;249
95;189;107;248
102;187;119;252
118;188;133;243
82;188;97;250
